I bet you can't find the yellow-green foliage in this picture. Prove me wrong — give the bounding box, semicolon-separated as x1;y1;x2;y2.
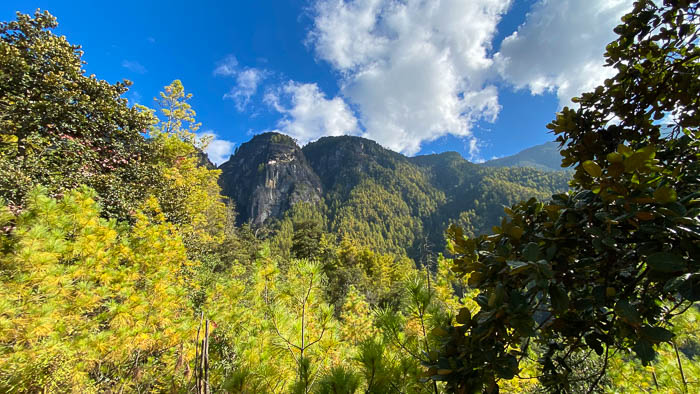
198;254;346;393
5;8;697;394
0;187;195;392
606;306;700;393
326;239;412;308
146;80;230;257
340;286;378;345
186;237;450;393
0;11;450;394
332;178;430;255
154;140;228;251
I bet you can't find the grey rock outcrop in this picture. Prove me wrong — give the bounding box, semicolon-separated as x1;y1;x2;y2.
218;132;322;226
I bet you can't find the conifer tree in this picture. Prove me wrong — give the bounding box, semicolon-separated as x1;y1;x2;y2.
146;80;230;254
339;286;378;345
264;259;337;393
0;187;195;391
316;365;361;394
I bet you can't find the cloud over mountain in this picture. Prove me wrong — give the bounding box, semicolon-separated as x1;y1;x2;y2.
309;0;508;155
264;81;360;145
209;1;633;157
214;55;268;111
300;0;634;155
198;131;236;166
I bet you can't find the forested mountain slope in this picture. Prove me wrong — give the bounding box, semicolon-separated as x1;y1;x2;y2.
219;133;570;256
303;136;447;256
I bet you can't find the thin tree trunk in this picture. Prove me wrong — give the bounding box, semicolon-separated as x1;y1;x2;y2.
673;341;687;393
204;320;210;394
197;319;210;394
198;338;205;394
195;312;203;393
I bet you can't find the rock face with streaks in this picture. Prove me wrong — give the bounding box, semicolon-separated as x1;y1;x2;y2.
218;132;322;225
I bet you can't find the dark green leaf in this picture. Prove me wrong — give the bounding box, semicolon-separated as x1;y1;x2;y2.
633;340;656;365
615;300;641;326
494;355;518;379
585;333;604;356
549;284;569;314
640;325;674;343
647;252;686;273
678;274;700;302
522;242;540;262
507;260;531;275
456;308;471;325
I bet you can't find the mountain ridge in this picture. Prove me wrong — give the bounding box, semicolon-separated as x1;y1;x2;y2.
481;141;564;171
218;133;570;255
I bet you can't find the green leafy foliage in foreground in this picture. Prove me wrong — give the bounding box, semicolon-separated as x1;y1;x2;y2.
0;2;699;393
433;0;700;392
0;11;154;219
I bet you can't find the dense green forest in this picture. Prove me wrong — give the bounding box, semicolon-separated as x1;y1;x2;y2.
1;1;699;393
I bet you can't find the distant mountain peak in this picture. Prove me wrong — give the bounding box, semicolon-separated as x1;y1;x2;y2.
481;141;565;172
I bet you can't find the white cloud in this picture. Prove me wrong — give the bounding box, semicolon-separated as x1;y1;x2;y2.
468;137;482;162
121;60;147;74
309;0;510;155
495;0;632;107
214;55;268;111
213;55;239;76
264;81;360;145
198;131;236;166
224;68;268;111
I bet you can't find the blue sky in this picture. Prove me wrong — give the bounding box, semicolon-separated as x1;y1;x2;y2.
2;0;632;164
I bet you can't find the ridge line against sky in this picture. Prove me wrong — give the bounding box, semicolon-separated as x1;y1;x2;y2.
2;0;633;165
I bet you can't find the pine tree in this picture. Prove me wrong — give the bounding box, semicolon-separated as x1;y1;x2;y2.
339;286;378;346
0;187;195;391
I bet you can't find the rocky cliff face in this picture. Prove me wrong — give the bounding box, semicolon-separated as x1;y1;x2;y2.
218;132;322;225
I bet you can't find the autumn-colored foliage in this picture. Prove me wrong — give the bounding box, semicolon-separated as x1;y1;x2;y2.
1;4;699;393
